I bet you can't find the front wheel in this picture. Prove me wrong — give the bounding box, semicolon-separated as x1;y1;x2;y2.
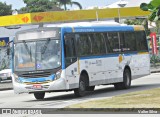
87;86;95;91
34;92;45;100
114;68;131;90
74;74;88;97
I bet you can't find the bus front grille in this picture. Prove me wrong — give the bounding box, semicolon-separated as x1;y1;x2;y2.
19;72;51;78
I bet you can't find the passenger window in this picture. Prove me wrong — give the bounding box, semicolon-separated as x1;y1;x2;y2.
135;31;148;51
123;32;136;52
64;34;77;67
76;34;91;56
103;33;113;53
107;32;120;52
93;33;106;55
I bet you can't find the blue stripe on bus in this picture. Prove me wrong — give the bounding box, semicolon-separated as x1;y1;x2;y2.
63;26;134;33
61;28;66;70
80;52;138;60
18;74;55;83
124;52;138;56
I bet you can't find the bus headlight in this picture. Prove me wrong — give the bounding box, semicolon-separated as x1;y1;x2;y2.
55;70;62;80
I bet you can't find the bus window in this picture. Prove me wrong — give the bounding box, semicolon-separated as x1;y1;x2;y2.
93;33;106;55
119;32;125;51
103;33;113;53
122;32;137;52
64;34;77;67
135;31;148;51
107;32;120;53
77;34;91;56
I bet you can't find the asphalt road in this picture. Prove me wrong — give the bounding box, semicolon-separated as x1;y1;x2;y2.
0;73;160;109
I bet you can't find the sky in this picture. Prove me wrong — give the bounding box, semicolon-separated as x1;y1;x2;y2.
0;0;119;10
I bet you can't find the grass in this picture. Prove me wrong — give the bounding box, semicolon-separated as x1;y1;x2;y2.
66;88;160;108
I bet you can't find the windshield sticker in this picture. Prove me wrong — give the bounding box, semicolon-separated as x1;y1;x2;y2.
37;64;41;68
18;62;35;68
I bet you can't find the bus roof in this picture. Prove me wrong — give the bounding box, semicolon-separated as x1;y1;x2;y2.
46;21;122;27
45;21;144;31
16;21;145;35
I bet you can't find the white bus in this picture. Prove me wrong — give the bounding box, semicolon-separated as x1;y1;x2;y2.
10;22;150;100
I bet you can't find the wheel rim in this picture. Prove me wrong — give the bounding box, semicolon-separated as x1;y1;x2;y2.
79;81;85;91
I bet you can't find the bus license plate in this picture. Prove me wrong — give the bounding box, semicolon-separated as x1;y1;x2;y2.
33;84;42;89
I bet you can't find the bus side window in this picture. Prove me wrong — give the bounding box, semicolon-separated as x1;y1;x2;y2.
90;33;99;55
135;31;148;51
93;33;106;55
78;34;91;56
103;33;113;53
124;32;137;52
64;34;77;67
107;32;120;53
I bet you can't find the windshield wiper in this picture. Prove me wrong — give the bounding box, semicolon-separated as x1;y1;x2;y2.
41;38;51;54
22;40;32;61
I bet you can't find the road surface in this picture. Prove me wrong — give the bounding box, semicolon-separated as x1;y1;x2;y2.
0;73;160;108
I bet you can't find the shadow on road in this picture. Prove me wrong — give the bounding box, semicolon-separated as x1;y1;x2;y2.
26;83;160;102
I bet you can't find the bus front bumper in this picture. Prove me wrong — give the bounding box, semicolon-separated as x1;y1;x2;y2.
12;78;67;94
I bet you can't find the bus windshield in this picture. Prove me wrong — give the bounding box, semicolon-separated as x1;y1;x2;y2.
14;39;61;71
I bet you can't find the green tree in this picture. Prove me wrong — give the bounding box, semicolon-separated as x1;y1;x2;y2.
0;2;12;16
140;0;160;21
54;0;82;10
140;0;160;34
21;0;57;13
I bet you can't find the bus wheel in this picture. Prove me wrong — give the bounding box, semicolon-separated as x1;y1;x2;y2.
87;86;95;91
74;74;87;97
34;92;45;100
114;68;131;90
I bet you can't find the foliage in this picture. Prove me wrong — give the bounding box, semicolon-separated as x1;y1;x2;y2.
0;2;12;16
124;19;144;25
21;0;56;13
140;0;160;34
140;0;160;21
150;55;160;66
54;0;82;10
20;0;82;13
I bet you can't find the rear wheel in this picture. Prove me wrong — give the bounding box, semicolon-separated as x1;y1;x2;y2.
114;68;131;90
34;92;45;100
74;74;88;97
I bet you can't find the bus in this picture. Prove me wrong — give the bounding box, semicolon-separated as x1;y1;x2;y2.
9;21;150;100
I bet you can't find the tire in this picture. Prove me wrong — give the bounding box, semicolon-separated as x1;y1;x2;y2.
34;92;45;100
87;86;95;91
114;68;131;90
74;74;88;97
